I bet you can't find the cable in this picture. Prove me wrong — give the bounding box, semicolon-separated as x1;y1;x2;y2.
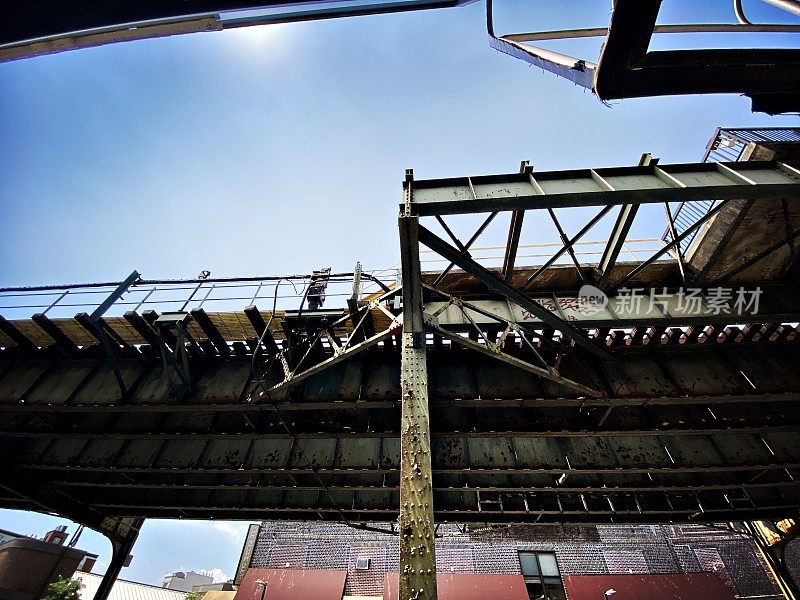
247;277;372;533
251;278;291;386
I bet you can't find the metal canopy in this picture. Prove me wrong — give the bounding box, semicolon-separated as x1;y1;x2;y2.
0;0;475;62
487;0;800;114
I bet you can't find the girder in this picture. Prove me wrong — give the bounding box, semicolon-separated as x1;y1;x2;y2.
0;157;799;600
1;335;799;524
406;160;800;216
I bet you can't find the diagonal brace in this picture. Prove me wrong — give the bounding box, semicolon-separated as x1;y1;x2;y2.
417;225;608;359
427;320;602;397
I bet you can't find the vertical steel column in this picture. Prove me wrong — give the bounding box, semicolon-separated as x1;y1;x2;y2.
398;169;437;600
92;518;144;600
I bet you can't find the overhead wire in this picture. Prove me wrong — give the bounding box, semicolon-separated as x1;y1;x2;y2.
247;275;387;534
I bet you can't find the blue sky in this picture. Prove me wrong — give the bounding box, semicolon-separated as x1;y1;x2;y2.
0;0;799;587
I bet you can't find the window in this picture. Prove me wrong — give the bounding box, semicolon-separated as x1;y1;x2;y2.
355;557;371;570
518;552;566;600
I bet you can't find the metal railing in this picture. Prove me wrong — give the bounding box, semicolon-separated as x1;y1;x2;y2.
418;239;664;271
664;127;800;254
0;269;394;321
0;239;667;321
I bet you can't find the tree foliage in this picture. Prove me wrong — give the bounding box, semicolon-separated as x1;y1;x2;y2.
41;577;82;600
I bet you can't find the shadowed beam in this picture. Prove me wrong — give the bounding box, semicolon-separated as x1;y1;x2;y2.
417;225;608;359
597;153;652;289
502;160;532;280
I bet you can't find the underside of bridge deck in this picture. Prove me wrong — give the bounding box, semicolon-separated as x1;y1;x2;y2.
1;158;799;599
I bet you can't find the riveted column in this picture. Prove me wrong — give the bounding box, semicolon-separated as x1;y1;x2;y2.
398;168;437;600
93;517;144;600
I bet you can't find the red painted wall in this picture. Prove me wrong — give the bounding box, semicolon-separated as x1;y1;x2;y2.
563;573;737;600
384;572;529;600
234;568;347;600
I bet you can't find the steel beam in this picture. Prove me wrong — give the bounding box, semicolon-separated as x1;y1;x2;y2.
0;0;474;61
93;517;143;600
425;285;800;328
427;319;600;397
417;225;607;359
19;461;800;476
405;161;800;216
399;212;437;600
502;209;525;280
597;155;651;288
259;326;396;399
486;0;596;88
431;212;498;288
4;391;800;413
90;271;140;321
50;480;800;495
13;423;800;440
611;199;733;291
501;161;532;280
522;206;613;289
51;504;800;524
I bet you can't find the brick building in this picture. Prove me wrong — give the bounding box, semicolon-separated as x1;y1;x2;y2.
240;521;790;599
0;526;97;600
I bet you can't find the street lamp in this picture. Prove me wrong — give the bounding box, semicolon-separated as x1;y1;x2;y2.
604;589;617;600
254;578;268;600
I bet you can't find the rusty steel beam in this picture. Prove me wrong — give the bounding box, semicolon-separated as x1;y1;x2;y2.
3;391;800;414
399;213;438;600
18;461;800;476
5;424;799;440
92;517;144;600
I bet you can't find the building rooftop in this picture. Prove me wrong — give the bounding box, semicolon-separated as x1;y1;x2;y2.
75;573;185;600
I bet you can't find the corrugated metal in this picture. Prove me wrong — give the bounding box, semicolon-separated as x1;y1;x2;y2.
73;573;185;600
383;573;529;600
233;568;346;600
563;573;737;600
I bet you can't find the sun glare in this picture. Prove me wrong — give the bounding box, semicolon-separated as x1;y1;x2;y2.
222;23;290;59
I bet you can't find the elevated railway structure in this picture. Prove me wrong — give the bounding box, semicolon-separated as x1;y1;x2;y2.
1;150;800;597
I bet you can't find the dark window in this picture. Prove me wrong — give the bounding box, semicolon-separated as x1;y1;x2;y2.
518;551;566;600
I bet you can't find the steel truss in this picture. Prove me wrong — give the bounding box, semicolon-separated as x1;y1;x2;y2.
392;158;800;598
0;158;799;599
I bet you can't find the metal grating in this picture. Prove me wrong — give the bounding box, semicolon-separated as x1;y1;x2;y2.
664;127;800;253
